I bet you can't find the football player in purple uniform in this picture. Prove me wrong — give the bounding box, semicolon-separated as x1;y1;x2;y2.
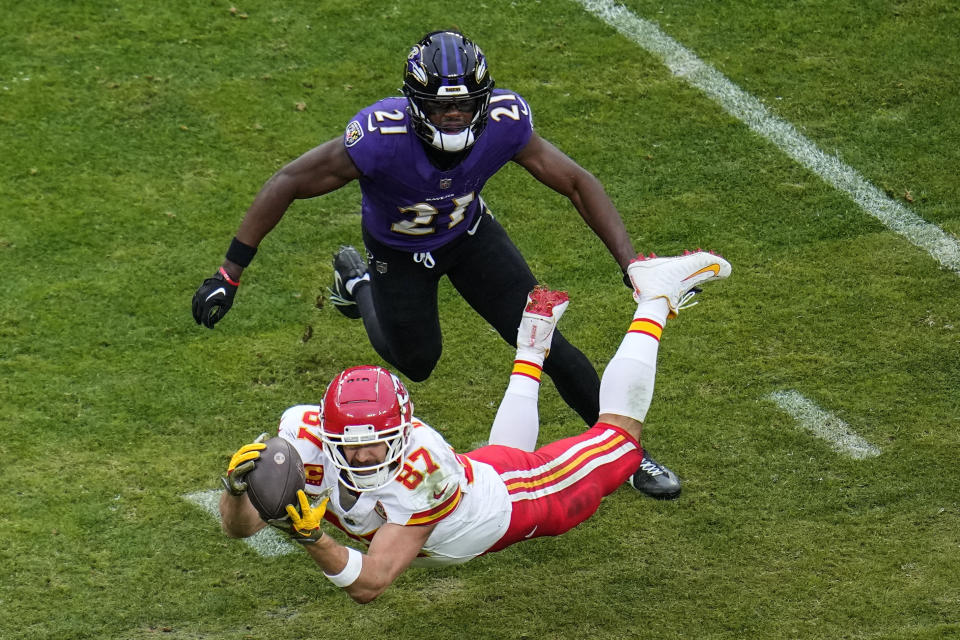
193;30;679;499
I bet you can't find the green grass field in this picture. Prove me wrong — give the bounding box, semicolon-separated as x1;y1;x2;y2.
2;1;958;638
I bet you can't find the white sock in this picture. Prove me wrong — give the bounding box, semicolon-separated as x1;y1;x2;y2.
598;298;669;423
487;360;543;451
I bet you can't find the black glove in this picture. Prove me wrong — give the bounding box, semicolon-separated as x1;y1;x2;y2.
192;268;238;329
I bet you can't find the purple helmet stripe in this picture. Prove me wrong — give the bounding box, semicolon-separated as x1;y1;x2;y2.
440;32;463;83
439;36;449;83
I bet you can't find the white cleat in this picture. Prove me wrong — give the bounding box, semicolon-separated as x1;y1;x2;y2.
627;250;732;318
517;286;569;357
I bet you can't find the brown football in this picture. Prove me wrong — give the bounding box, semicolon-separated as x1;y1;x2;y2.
245;437;305;520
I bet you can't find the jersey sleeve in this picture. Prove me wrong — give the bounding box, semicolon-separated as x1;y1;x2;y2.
485;89;534;155
342;97;411;178
277;404;329;492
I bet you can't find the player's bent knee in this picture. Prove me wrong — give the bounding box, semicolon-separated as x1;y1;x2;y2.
392;355;439;382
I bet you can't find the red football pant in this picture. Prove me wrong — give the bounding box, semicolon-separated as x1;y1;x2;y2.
466;423;643;553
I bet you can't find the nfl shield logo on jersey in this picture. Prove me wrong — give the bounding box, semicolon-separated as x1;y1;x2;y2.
439;178;452;189
344;120;364;147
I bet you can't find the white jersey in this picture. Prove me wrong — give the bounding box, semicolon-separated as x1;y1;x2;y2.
277;405;511;567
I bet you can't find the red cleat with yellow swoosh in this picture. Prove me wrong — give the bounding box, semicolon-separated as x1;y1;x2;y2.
627;250;732;318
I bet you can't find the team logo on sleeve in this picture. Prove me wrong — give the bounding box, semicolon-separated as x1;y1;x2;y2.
374;500;387;521
344;120;364;147
304;463;325;486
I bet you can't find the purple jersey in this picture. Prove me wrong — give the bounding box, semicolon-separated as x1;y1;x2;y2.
342;89;534;252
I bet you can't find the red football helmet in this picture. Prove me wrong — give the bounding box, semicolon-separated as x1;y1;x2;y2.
320;365;413;492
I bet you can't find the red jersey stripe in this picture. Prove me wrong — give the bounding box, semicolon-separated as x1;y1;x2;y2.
405;486;462;525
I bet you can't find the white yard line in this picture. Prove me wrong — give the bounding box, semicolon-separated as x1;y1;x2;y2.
183;489;296;557
577;0;960;275
767;390;881;459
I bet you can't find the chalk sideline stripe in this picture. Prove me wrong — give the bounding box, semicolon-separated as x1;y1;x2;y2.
767;390;881;459
183;489;297;557
578;0;960;275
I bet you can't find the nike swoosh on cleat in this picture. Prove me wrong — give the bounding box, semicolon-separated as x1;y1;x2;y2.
205;287;226;302
524;526;538;538
682;264;720;281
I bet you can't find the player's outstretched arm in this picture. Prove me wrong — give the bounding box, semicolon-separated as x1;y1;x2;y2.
512;133;635;271
219;491;268;538
192;138;361;328
276;491;434;603
301;522;436;604
228;138;361;274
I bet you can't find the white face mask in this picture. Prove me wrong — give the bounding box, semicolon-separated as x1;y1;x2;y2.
423;121;476;152
323;424;410;493
406;98;484;153
346;465;394;492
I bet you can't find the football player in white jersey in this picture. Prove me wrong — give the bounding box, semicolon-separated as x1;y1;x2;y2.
219;250;731;603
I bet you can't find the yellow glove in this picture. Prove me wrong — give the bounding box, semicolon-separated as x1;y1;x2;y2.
284;489;329;544
221;433;268;496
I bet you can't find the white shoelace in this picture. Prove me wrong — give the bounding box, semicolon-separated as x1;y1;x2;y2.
675;289;700;313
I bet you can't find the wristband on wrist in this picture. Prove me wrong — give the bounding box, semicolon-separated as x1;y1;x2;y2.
324;547;363;588
225;236;258;268
218;267;240;287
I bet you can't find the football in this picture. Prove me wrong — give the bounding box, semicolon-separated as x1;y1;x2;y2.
245;437;305;521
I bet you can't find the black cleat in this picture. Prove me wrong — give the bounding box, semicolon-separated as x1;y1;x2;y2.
329;245;368;319
627;453;681;500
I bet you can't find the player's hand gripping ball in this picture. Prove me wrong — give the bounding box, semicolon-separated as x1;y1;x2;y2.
222;434;268;496
243;437;306;521
284;490;330;544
